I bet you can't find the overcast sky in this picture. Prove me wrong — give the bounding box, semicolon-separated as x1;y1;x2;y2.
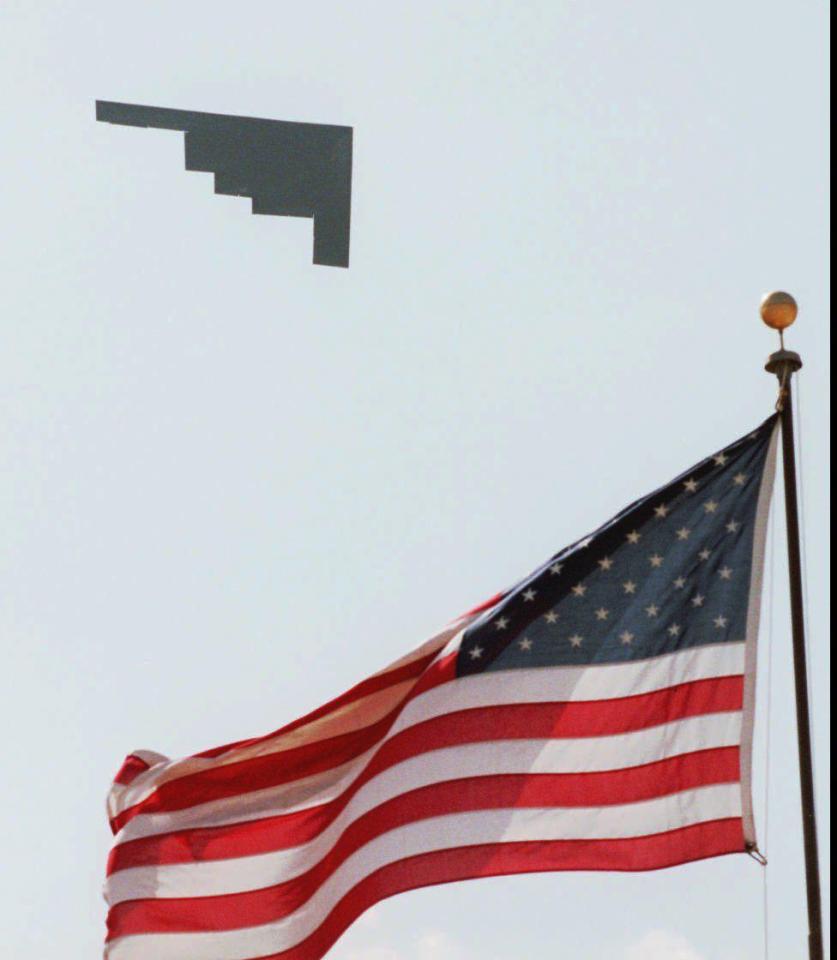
1;2;829;958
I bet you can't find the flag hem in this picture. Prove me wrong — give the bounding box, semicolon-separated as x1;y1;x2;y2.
740;421;780;847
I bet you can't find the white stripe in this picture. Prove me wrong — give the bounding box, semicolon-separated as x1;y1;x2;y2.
105;709;742;904
400;642;744;718
110;679;417;814
115;641;746;844
106;783;742;960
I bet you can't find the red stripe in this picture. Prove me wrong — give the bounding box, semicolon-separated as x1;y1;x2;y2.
110;653;458;835
109;674;742;868
458;591;506;618
113;755;152;787
108;816;745;949
195;649;442;759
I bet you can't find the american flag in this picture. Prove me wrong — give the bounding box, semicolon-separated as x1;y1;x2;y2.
104;417;779;960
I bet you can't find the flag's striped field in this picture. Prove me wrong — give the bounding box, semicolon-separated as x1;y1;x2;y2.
103;419;778;960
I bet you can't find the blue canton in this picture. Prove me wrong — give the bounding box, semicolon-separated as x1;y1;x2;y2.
458;417;777;675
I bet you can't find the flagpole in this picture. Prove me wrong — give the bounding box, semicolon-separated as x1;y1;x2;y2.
761;291;823;960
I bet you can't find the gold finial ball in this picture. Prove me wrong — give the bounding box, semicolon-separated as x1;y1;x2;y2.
760;291;798;331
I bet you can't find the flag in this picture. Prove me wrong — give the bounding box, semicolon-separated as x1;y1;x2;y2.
104;416;779;960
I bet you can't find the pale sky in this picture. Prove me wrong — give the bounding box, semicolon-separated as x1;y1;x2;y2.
0;3;829;958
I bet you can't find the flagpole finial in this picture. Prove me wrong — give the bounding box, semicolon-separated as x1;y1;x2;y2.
761;290;798;335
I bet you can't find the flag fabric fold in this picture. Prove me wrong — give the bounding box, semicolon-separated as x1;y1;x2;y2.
103;417;779;960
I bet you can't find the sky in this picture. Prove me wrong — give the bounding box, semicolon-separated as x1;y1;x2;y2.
0;2;829;958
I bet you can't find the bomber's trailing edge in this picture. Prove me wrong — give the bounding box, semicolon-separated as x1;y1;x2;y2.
96;100;353;267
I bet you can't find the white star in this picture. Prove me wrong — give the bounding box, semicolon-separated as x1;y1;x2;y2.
714;615;729;629
704;500;719;514
668;623;682;637
495;617;510;631
626;530;641;544
623;580;637;595
568;634;583;648
673;576;687;589
726;520;741;534
595;607;610;621
579;536;594;549
522;588;537;602
572;584;587;597
544;610;559;624
719;567;733;580
698;548;711;561
733;473;748;487
646;604;659;618
714;453;729;466
649;554;664;568
518;637;533;651
598;557;614;571
692;593;706;607
469;645;484;659
654;504;670;518
619;630;635;645
549;562;564;575
676;527;691;540
684;479;699;493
